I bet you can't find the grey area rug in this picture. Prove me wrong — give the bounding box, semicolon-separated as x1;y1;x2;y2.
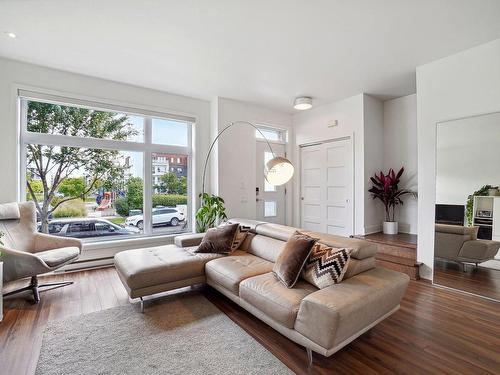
36;292;292;375
479;259;500;271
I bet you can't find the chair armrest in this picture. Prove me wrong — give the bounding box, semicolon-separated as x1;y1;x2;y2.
174;233;205;247
459;240;500;262
33;233;83;253
0;245;49;282
295;267;409;350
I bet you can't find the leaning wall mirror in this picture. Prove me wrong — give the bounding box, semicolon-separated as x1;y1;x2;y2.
434;111;500;301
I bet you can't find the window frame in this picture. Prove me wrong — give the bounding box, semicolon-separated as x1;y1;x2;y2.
18;89;194;242
254;124;287;144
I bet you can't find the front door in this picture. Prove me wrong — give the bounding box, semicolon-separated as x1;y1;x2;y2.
300;137;353;236
256;141;286;224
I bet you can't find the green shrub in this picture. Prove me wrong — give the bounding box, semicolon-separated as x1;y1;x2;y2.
53;200;87;218
152;194;187;207
115;197;129;217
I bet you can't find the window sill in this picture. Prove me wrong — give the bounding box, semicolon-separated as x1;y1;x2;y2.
83;232;190;251
59;232;195;272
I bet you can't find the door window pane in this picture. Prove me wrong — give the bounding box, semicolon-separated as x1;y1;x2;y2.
151;152;189;234
264;201;277;217
152;118;188;146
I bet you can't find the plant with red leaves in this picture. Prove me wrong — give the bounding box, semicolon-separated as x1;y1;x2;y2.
368;167;416;222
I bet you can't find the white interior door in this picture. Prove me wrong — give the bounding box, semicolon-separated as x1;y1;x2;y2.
300;137;353;236
256;141;286;224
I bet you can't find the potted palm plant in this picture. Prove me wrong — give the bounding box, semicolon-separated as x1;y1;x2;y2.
195;193;227;233
368;167;416;234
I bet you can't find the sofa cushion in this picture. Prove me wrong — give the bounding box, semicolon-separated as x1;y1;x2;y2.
240;272;317;329
245;235;287;262
344;257;376;279
273;231;317;288
37;246;80;267
302;231;377;260
254;222;299;241
114;245;222;290
195;223;239;254
205;250;273;294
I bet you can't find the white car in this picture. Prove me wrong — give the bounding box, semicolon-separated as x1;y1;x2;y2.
125;207;185;230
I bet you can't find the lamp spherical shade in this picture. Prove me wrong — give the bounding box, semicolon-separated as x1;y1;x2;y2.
265;156;294;186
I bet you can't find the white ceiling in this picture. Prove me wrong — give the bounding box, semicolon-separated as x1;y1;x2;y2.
1;0;500;112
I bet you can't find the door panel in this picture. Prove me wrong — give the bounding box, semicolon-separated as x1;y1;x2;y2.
300;138;353;236
300;144;325;231
256;142;286;224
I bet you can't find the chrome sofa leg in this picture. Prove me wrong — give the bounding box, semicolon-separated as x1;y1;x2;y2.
140;297;144;313
306;347;313;367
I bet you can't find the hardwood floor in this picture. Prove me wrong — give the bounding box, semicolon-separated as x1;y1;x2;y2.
1;267;499;375
434;258;500;301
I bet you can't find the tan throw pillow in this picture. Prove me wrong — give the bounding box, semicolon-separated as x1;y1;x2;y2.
194;223;239;254
302;243;352;289
273;231;317;288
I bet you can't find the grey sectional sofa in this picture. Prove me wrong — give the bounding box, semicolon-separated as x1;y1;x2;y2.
114;219;409;363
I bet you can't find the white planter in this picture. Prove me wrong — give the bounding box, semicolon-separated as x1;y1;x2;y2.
0;261;3;322
383;221;399;235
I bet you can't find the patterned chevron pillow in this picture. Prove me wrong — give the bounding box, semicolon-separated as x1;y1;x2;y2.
302;243;352;289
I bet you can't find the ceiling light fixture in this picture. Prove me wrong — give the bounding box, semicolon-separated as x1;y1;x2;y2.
293;97;313;110
5;31;16;38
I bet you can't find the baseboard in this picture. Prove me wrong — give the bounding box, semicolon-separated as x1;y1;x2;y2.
364;223;416;235
364;224;382;234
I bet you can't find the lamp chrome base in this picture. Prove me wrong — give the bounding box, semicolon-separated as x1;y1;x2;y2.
3;275;73;303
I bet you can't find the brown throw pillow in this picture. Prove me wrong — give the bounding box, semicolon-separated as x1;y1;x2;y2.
302;243;352;289
273;231;317;288
194;223;239;254
219;222;251;252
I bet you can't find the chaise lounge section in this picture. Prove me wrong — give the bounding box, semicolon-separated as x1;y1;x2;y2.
114;219;410;363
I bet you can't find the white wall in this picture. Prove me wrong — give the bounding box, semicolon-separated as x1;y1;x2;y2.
417;38;500;280
363;95;385;233
383;94;418;234
436;112;500;205
211;97;293;223
292;93;385;235
0;57;211;209
292;94;364;232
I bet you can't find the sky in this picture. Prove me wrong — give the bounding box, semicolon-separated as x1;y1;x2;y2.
121;115;188;178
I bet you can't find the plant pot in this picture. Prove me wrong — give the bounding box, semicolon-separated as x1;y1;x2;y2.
488;188;499;196
383;221;398;235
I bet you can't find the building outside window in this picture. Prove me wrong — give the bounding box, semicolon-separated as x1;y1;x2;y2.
20;90;193;242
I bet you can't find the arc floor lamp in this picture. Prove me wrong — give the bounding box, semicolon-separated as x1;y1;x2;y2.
201;121;295;195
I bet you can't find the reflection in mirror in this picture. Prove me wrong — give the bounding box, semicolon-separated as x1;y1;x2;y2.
434;111;500;301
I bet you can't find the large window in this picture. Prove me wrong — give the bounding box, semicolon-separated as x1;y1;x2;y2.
20;91;193;242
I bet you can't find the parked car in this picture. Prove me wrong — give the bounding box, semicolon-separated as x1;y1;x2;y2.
125;207;185;230
40;218;140;239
